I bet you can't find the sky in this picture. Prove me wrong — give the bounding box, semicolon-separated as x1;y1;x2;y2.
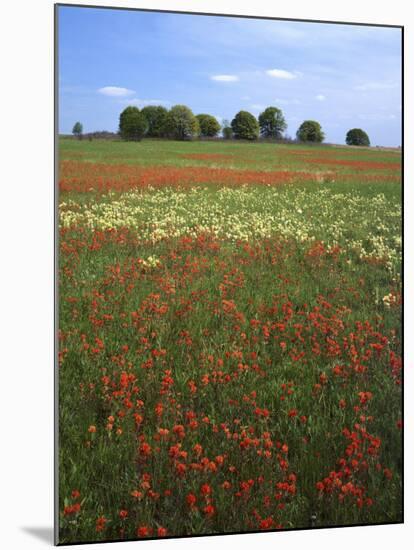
58;5;402;146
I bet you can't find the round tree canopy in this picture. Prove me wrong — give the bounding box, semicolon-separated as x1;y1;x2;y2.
231;111;259;140
346;128;370;147
296;120;325;143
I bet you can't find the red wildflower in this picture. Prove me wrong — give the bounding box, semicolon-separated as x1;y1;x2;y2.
200;483;212;496
358;391;373;405
259;517;274;530
186;493;197;507
96;516;107;532
203;504;216;516
137;526;150;538
139;442;152;457
63;502;81;516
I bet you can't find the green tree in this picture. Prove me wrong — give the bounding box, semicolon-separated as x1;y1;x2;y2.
231;111;259;140
119;106;148;141
164;105;199;140
72;121;83;140
141;105;169;137
346;128;370;146
258;107;287;138
296;120;325;143
222;119;233;140
196;114;221;137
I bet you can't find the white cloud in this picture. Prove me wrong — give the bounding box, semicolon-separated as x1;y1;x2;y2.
211;74;239;82
315;94;326;101
98;86;136;97
266;69;299;80
241;95;251;100
354;82;398;91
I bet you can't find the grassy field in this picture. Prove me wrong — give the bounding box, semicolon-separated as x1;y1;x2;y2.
58;138;402;543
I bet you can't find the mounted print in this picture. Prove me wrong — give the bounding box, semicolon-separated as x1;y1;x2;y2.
56;3;403;545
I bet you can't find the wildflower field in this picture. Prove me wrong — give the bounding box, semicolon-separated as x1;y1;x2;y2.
58;138;402;543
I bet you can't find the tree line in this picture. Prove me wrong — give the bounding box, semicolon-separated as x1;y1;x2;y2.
72;104;370;146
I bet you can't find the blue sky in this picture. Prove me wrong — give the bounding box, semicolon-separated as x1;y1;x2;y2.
58;6;402;146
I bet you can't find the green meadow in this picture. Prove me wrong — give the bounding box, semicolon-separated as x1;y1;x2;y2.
58;138;402;543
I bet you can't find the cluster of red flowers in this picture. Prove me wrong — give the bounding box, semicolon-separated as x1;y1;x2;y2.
59;160;323;193
63;489;82;517
315;416;392;509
